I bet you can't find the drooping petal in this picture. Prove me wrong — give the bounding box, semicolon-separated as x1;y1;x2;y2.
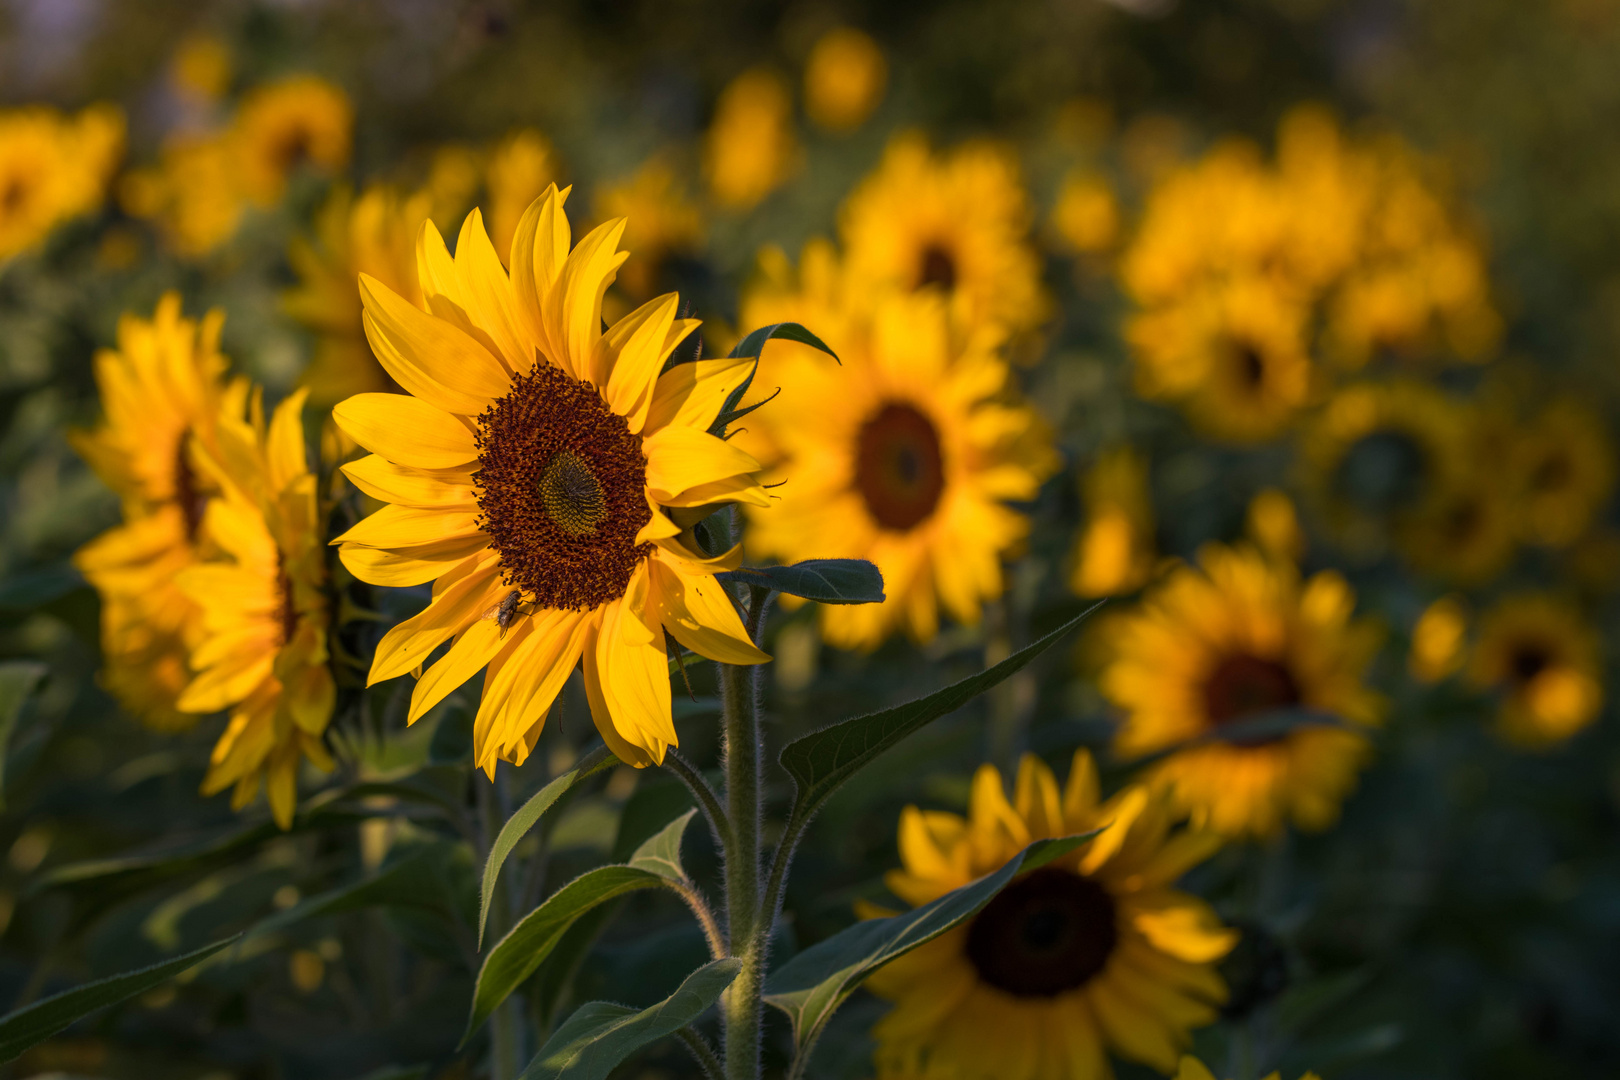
370;552;506;684
410;618;508;724
649;555;768;665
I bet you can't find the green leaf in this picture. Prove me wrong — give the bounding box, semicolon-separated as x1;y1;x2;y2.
0;661;46;811
707;322;839;437
465;865;668;1043
0;934;239;1062
718;560;885;605
626;808;697;883
247;848;448;942
0;564;83;612
518;959;740;1080
764;835;1095;1058
479;746;618;946
779;602;1101;831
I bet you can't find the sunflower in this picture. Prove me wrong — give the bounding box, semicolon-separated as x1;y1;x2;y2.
0;103;124;261
840;133;1048;340
1397;472;1518;586
1510;399;1615;548
284;183;431;403
71;293;246;730
232;75;352;207
485;129;557;265
594;157;705;301
1409;595;1468;684
177;389;334;828
1070;446;1155;599
1245;488;1305;565
1126;275;1313;443
1174;1057;1320;1080
1101;543;1384;838
1051;168;1121;256
332;185;770;772
704;68;799;211
804;27;888;133
739;244;1057;650
1468;593;1602;748
866;752;1237;1080
119;132;244;258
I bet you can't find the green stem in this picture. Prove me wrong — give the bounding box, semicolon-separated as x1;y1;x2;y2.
478;768;522;1080
678;1025;726;1080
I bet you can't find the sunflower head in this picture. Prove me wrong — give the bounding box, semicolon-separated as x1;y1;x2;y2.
868;751;1236;1080
804;27;888;133
1102;543;1385;838
1069;446;1155;599
594;157;705;301
1512;399;1615;548
0;103;124;261
119;132;245;258
704;68;798;211
233;75;352;207
1469;593;1603;748
333;185;773;774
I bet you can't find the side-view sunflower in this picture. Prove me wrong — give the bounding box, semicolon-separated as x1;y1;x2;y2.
1101;543;1384;838
740;254;1057;650
1468;593;1602;748
866;751;1237;1080
71;293;246;730
1070;446;1156;599
840;132;1048;340
1175;1056;1321;1080
231;74;353;208
177;389;334;828
333;185;770;772
0;102;124;261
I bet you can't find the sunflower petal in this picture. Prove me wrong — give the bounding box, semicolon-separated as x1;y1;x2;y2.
643;425;762;504
650;555;768;665
359;274;510;413
340;454;477;509
333;393;479;470
370;553;505;684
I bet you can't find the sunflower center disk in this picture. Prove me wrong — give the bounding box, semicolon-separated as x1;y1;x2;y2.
475;363;652;611
965;867;1118;997
855;401;946;531
173;433;206;543
1337;429;1428;512
1203;653;1302;738
1511;644;1552;683
917;242;958;291
1227;337;1266;390
275;554;298;649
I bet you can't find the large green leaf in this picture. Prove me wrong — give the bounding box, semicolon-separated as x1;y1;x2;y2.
718;560;885;605
778;603;1101;831
0;934;239;1062
764;835;1095;1059
479;746;618;945
0;661;46;810
517;959;740;1080
625;809;698;883
464;865;667;1042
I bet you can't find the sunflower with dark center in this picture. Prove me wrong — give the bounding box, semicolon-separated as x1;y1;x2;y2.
1469;593;1603;748
738;252;1056;651
232;74;352;208
864;752;1236;1080
333;186;771;773
72;293;248;732
1511;399;1615;548
176;389;335;830
1102;543;1384;838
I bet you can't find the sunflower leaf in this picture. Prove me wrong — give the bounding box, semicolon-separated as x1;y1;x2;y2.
763;834;1097;1062
478;746;618;947
517;959;740;1080
718;560;885;605
778;602;1102;831
0;661;46;811
464;865;670;1043
0;934;240;1063
626;808;698;883
708;322;839;437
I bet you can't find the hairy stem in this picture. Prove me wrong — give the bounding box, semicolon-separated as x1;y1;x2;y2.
666;878;729;960
664;748;732;849
678;1025;726;1080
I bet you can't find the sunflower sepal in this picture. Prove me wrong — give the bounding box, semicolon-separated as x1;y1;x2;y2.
704;321;839;439
718;559;885;605
762;831;1100;1065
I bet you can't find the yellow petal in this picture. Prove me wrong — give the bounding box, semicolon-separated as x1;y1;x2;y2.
650;555;768;665
602;293;680;433
338;537;487;586
644;354;755;436
266;388;310;494
593;585;676;762
359;273;510;414
643;425;762;504
334;504;484;550
554;218;628;385
370;554;505;684
411;618;507;723
454;208;534;374
333;393;479;470
340;454;477;509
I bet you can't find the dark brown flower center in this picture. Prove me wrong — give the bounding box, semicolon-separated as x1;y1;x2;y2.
1531;451;1573;495
965;867;1118;997
173;433;207;543
1;177;27;216
1510;643;1552;684
273;128;313;174
1228;337;1266;390
854;402;946;531
916;242;958;292
474;362;651;611
1204;653;1301;729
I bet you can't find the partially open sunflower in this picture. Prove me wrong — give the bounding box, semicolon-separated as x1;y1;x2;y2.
332;185;770;773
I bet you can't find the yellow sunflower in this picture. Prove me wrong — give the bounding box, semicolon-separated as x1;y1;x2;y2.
1174;1056;1320;1080
119;132;244;258
840;133;1048;339
1051;168;1121;257
1409;594;1468;684
485;129;557;265
0;103;124;261
1245;488;1305;565
594;157;705;301
332;185;770;772
867;752;1237;1080
739;244;1057;650
177;389;334;828
232;74;353;207
1469;593;1603;748
284;183;431;403
1397;472;1518;586
71;293;247;730
1070;446;1155;599
1101;543;1384;838
1510;398;1615;548
804;27;887;133
704;68;799;211
1126;275;1314;443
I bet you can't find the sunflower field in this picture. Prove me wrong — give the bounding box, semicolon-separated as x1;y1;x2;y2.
1;2;1619;1079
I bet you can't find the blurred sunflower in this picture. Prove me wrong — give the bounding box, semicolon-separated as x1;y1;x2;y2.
1101;544;1384;838
741;253;1057;650
841;133;1048;339
1051;168;1121;256
1070;446;1155;599
1410;594;1468;684
1126;276;1313;443
177;389;334;828
1174;1057;1320;1080
232;75;353;207
1511;399;1615;548
1469;593;1603;748
867;752;1236;1080
332;186;770;772
594;157;705;301
485;129;556;265
119;132;244;258
284;183;431;403
71;294;246;730
704;68;798;211
1245;488;1306;565
0;103;124;261
804;27;887;133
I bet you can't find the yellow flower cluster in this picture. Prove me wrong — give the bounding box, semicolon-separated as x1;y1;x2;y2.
0;103;124;262
1121;107;1499;442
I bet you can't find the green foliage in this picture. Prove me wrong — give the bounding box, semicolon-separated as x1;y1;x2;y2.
0;660;45;809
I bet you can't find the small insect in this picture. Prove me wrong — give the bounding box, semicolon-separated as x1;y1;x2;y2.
480;589;534;638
